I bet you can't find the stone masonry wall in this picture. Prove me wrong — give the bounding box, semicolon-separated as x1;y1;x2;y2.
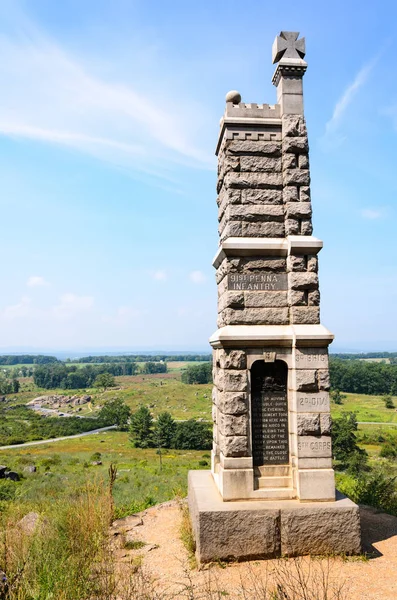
216;113;320;328
212;349;249;458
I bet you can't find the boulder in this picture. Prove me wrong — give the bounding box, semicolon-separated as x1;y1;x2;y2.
0;466;7;479
5;471;20;482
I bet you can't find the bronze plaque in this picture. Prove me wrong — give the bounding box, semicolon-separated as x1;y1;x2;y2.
227;271;287;291
251;361;289;466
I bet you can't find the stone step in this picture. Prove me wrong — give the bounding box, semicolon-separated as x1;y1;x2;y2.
250;487;296;500
257;476;292;488
256;465;290;477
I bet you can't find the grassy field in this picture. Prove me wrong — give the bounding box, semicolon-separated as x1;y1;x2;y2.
331;392;397;423
0;430;208;518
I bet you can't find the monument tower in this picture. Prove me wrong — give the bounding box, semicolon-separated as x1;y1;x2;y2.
189;31;361;563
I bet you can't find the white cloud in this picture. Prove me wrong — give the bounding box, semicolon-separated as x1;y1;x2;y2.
2;296;32;319
0;6;213;184
52;293;94;318
152;270;167;282
322;55;378;148
189;270;206;284
361;208;383;220
26;275;49;287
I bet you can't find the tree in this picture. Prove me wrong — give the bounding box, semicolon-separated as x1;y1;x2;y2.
94;372;116;392
99;398;131;429
154;411;176;449
172;419;212;450
332;412;364;463
330;389;344;405
181;362;213;384
383;395;395;409
129;406;154;448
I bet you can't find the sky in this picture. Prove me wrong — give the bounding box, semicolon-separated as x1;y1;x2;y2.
0;0;396;353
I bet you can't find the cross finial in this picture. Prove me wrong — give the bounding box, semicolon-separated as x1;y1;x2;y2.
272;31;306;64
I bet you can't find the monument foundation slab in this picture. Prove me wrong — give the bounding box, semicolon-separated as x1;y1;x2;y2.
189;471;361;564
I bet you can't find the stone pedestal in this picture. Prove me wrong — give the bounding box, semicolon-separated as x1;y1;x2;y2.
189;471;361;563
188;30;361;562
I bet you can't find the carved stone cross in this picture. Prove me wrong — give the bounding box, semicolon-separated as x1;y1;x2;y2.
272;31;306;64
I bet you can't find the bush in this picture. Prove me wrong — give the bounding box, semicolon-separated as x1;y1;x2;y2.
172;420;212;450
380;443;397;459
0;479;18;501
383;395;395;409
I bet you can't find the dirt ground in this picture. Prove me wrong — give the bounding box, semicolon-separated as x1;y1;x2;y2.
111;501;397;599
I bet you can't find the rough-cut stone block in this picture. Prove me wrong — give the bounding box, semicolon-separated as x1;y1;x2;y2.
307;255;318;272
297;469;335;502
244;291;288;308
225;172;283;189
280;500;361;556
318;369;331;391
223;435;249;457
232;256;286;271
285;218;300;235
320;414;332;435
291;306;320;324
241;221;285;237
218;391;248;415
240;156;281;172
218;292;244;312
218;412;248;437
242;189;283;204
286;201;312;218
228;204;284;222
226;140;282;156
283;136;309;153
219;220;242;239
283;169;310;186
287;255;306;272
282;115;307;138
222;307;289;326
299;154;309;169
289;272;318;291
297;414;320;436
299;185;311;201
301;219;313;235
288;289;306;306
218;350;246;370
212;404;217;423
283;186;298;202
295;369;317;392
217;187;241;207
219;369;248;392
308;290;320;306
282;153;296;169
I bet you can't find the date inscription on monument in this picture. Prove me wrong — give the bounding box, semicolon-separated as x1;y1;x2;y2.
251;360;289;466
228;272;287;291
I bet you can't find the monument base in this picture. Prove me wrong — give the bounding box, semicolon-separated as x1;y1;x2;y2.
188;471;361;563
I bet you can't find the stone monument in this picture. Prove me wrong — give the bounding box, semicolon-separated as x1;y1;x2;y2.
188;31;361;563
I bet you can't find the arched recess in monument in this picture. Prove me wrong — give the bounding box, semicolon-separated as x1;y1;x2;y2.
250;359;289;468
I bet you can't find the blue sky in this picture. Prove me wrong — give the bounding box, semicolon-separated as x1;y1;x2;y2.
0;0;396;352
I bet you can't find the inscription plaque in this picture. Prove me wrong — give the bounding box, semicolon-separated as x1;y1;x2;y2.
295;349;329;369
296;392;330;413
228;271;287;291
251;360;289;466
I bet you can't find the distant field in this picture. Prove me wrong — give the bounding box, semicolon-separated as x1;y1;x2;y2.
358;358;391;364
0;430;207;517
331;392;397;423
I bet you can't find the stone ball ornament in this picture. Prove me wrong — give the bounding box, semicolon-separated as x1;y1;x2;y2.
225;90;241;104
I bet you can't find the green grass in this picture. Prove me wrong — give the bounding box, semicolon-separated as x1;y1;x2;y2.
331;392;397;423
0;431;208;517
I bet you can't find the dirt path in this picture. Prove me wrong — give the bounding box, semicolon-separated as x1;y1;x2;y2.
111;502;397;599
0;425;117;450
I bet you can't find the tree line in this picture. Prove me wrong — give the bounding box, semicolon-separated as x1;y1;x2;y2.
73;354;211;363
329;358;397;395
33;361;167;390
331;351;397;361
0;355;59;365
181;362;212;384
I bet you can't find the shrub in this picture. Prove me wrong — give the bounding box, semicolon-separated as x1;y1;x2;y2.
383;395;395;409
0;480;18;501
172;420;212;450
380;443;397;459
